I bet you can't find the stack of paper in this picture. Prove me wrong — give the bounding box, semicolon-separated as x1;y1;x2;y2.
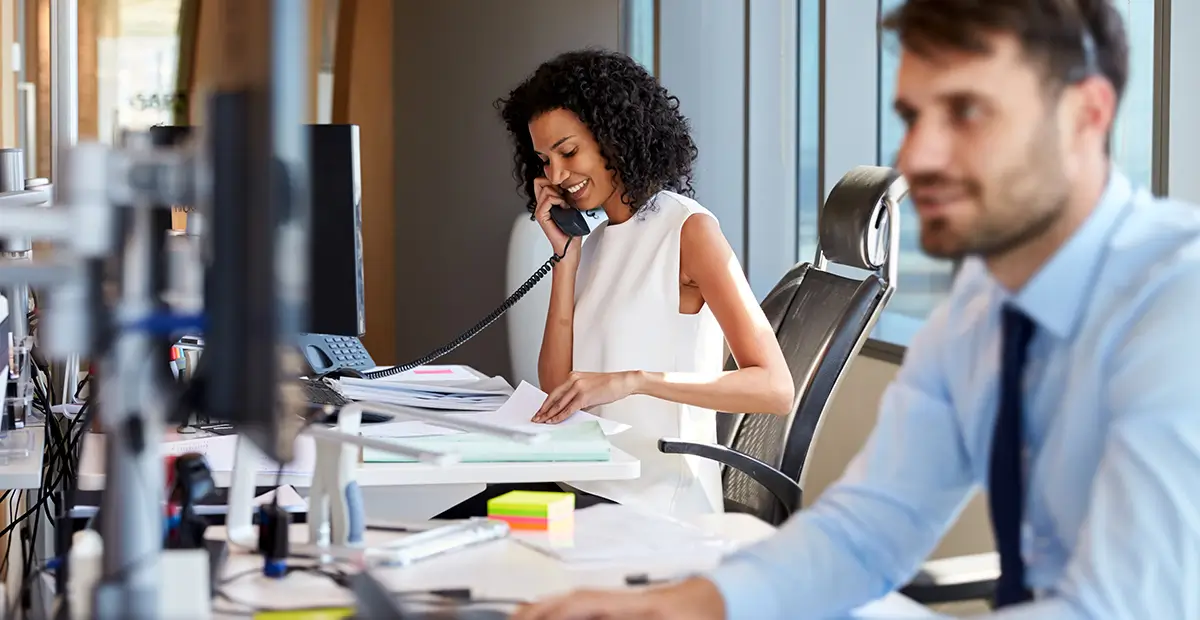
355;381;629;439
373;365;486;383
336;376;514;411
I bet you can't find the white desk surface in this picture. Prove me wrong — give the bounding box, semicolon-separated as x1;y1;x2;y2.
75;433;640;491
77;364;640;491
212;512;931;618
0;425;45;490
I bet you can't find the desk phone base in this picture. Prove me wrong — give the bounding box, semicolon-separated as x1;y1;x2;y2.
299;333;376;376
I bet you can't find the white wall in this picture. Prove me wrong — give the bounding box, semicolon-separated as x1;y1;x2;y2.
805;355;995;560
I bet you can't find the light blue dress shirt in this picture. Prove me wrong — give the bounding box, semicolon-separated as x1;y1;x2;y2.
707;169;1200;619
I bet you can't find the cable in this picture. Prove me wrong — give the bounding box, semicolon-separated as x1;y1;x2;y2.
364;238;574;380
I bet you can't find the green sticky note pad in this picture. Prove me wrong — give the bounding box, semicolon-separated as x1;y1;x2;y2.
488;490;575;519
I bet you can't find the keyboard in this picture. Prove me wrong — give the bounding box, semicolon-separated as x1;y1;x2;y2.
301;377;350;407
300;378;391;424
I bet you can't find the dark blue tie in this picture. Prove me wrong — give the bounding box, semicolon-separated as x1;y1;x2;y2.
989;305;1035;608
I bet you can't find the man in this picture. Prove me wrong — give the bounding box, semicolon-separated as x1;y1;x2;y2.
512;1;1200;619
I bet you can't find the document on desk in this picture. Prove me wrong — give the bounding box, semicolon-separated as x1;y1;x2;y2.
379;364;487;383
513;504;737;564
336;376;514;411
449;381;630;436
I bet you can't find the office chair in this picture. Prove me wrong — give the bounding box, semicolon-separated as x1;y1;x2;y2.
659;165;904;525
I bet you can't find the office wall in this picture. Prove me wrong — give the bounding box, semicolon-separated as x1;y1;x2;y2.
393;0;623;378
805;355;995;560
333;0;396;362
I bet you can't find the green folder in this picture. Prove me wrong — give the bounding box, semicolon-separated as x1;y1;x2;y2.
362;420;612;463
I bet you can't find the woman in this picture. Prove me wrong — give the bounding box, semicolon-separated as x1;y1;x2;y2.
493;48;794;518
438;49;792;520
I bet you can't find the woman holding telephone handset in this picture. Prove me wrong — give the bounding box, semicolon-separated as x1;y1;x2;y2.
440;49;792;519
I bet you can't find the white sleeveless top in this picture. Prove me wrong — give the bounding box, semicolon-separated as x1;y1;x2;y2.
566;191;726;517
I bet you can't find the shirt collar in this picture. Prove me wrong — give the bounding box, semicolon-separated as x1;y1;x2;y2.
1006;169;1133;339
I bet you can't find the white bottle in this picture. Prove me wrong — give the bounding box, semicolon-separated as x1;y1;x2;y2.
67;529;102;620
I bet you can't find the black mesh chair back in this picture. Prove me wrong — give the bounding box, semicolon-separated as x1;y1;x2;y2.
719;166;907;524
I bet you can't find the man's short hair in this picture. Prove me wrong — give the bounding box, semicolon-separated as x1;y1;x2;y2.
881;0;1129;104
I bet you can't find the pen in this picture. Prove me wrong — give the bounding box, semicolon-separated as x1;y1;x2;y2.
623;573;686;587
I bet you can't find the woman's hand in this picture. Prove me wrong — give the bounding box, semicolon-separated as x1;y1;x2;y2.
533;178;578;260
533;371;642;424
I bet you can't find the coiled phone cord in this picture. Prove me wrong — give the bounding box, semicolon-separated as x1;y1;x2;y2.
363;237;574;380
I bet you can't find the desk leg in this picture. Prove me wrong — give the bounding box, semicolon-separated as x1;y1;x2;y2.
359;484;485;522
4;490;26;620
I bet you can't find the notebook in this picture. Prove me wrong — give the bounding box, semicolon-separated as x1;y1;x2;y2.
361;420;611;463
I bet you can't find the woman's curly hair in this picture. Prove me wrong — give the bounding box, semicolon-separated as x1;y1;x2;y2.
496;48;698;215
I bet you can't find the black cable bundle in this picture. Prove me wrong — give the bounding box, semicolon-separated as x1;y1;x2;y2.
4;357;92;617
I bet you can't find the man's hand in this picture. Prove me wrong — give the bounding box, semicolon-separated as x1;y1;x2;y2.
532;371;642;424
511;578;726;620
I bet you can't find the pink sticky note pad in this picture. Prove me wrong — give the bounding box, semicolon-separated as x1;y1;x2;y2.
413;368;454;375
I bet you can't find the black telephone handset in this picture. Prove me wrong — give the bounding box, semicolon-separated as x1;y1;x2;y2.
549;205;591;237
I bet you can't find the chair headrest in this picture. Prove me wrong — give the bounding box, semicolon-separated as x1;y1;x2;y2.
819;166;908;271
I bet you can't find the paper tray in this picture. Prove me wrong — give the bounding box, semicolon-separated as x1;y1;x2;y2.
362;421;611;463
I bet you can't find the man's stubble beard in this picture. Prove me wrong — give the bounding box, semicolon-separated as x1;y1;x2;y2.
920;121;1070;262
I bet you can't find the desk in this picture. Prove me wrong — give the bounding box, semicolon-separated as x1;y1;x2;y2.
77;364;641;517
0;425;46;490
0;425;48;620
75;433;640;520
211;513;932;618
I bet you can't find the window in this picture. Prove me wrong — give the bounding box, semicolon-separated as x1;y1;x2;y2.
97;0;184;142
622;0;656;73
797;0;821;264
874;0;1158;321
1110;0;1156;189
876;0;956;321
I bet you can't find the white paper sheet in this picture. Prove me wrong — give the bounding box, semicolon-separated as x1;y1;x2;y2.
369;364;488;383
447;381;630;436
513;504;735;564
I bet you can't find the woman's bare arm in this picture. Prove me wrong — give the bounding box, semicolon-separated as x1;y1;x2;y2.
634;214;794;415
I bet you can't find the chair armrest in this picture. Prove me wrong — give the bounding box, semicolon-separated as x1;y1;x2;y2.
657;438;802;515
900;552;999;605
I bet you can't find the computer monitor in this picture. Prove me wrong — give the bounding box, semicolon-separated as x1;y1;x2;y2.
307;124;366;337
149;123;367;338
151;117;369;460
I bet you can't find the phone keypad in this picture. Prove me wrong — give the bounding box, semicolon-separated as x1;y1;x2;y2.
301;333;376;373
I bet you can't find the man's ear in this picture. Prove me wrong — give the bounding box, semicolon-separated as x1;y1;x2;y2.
1075;75;1118;149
